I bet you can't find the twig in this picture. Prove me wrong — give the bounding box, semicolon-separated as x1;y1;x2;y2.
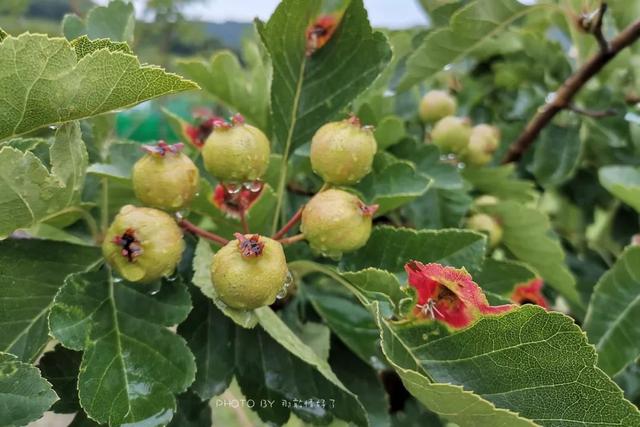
567;104;618;118
239;209;249;234
178;219;229;246
592;3;609;52
503;14;640;163
278;233;305;245
272;206;304;240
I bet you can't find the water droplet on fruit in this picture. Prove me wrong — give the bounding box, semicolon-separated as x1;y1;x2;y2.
48;125;58;130
457;162;466;170
165;271;178;282
276;286;288;300
284;270;294;286
113;277;123;283
225;182;241;194
244;180;262;192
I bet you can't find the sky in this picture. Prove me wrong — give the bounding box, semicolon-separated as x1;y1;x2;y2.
93;0;429;29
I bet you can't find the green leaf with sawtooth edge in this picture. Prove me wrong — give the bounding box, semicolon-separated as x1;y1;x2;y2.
0;239;100;362
599;165;640;212
0;122;88;238
389;305;640;426
177;286;235;401
354;161;432;216
584;246;640;376
0;33;197;140
0;352;59;427
399;0;545;90
49;270;195;427
71;36;132;59
177;46;270;130
480;201;580;305
257;0;391;153
340;225;487;276
253;307;368;426
530;124;583;188
476;258;537;296
462;164;536;203
62;0;135;43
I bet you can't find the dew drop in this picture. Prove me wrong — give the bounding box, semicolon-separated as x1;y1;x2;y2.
276;286;288;300
225;182;242;194
244;180;262;192
447;153;456;160
457;162;466;170
165;271;179;282
112;276;123;283
48;125;58;130
284;270;294;286
148;288;161;296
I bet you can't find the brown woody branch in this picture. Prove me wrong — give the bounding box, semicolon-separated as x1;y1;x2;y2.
503;10;640;163
567;104;618;118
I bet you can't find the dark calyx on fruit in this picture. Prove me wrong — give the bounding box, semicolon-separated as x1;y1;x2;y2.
112;228;143;262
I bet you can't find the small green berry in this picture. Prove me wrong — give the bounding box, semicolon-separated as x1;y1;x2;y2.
310;116;377;185
301;189;376;258
202;115;270;182
431;116;471;154
463;124;501;166
102;205;185;283
132;142;199;211
419;90;457;123
211;234;288;310
466;213;503;247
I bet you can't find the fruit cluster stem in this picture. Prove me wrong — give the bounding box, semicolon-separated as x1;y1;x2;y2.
272;206;304;240
278;233;305;245
179;219;229;246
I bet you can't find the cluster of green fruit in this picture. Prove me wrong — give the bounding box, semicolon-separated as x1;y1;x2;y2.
101;114;378;310
419;90;505;247
419;90;501;166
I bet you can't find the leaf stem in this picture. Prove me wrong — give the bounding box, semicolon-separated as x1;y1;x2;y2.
503;13;640;163
278;233;305;245
272;206;304;240
271;55;308;235
178;219;229;246
100;177;109;237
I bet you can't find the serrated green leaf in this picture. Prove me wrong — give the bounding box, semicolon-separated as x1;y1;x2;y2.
0;28;7;42
38;345;82;414
62;14;86;40
399;0;544;89
403;187;472;229
0;33;197;140
167;391;213;427
584;246;640;376
192;238;258;328
340;225;487;275
476;258;537;295
178;287;235;400
0;122;88;238
0;239;100;362
249;307;369;426
599;165;640;212
481;201;580;305
49;270;195;426
390;305;640;426
71;36;132;59
390;139;464;190
177;47;270;130
258;0;391;154
329;339;391;427
374;116;406;149
354;161;432;215
0;352;59;427
85;0;135;43
304;277;385;368
462;164;536;202
530;125;583;188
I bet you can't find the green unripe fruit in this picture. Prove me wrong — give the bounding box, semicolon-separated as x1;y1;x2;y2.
132;142;199;211
431;116;471;154
419;90;457;123
102;205;185;283
466;213;503;248
211;234;288;310
463;124;501;166
310;118;377;185
474;195;499;207
301;189;376;258
202;117;270;182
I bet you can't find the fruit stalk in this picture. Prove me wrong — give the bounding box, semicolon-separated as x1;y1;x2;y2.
178;218;229;246
277;233;305;245
272;206;304;240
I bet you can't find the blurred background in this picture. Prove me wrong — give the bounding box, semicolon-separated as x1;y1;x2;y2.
0;0;429;143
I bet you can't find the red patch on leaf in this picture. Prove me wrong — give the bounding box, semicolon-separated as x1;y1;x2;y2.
212;183;263;219
406;261;514;329
306;15;338;56
511;278;549;309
